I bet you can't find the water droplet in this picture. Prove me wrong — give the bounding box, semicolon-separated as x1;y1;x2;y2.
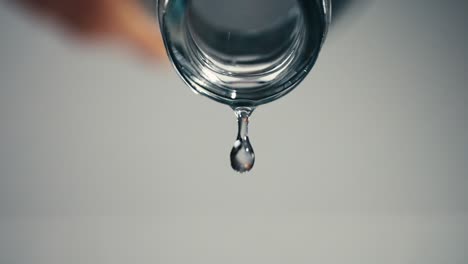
230;107;255;173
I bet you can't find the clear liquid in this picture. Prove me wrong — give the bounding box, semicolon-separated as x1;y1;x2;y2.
158;0;329;172
230;108;255;173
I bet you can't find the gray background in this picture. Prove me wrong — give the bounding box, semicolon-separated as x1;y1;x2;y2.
1;0;467;263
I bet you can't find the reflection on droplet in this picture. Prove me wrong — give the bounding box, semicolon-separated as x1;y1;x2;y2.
230;107;255;173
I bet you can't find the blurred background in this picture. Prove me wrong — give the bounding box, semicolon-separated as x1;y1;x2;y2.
0;0;467;263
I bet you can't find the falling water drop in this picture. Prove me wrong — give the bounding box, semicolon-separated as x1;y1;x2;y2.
230;107;255;173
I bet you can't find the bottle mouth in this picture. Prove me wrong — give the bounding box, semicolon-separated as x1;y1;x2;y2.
159;0;329;107
185;4;304;73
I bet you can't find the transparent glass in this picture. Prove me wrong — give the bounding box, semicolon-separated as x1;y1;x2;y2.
157;0;331;107
156;0;331;172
